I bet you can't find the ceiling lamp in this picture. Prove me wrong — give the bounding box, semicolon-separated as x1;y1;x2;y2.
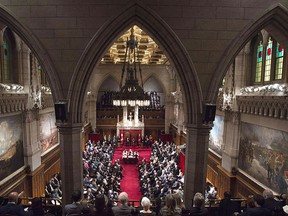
113;27;150;107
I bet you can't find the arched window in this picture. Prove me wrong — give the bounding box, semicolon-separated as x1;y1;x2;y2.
255;40;263;83
264;37;272;81
253;33;285;84
275;42;284;80
2;28;16;83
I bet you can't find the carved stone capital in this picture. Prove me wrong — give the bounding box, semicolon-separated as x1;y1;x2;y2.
23;109;39;123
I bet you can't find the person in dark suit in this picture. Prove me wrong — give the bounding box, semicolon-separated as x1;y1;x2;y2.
64;190;84;215
28;197;45;216
112;192;134;216
0;191;30;216
189;192;208;216
239;194;272;216
218;191;241;216
262;189;284;215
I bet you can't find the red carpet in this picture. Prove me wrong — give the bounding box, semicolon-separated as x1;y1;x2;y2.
112;147;151;205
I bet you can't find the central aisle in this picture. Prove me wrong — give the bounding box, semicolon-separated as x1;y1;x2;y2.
112;147;152;204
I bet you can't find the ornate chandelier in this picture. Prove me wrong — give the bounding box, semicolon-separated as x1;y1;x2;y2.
113;27;150;107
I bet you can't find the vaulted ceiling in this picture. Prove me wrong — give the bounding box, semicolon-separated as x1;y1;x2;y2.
101;25;169;65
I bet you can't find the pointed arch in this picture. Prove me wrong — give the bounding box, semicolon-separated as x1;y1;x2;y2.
143;74;166;95
70;2;202;125
0;4;63;100
207;3;288;102
97;75;120;93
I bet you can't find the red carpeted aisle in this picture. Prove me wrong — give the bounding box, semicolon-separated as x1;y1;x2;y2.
112;147;151;204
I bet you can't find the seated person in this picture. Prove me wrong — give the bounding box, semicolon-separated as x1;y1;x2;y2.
0;191;29;216
128;149;134;158
134;151;139;159
122;149;128;158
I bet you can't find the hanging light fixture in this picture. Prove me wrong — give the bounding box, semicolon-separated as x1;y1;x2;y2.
113;27;150;107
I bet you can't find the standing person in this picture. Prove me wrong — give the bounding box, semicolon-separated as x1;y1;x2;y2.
140;197;156;215
159;194;181;216
218;191;241;216
28;197;45;216
237;194;272;216
189;192;208;216
262;189;284;215
112;192;134;216
0;191;30;216
92;194;114;216
64;190;84;215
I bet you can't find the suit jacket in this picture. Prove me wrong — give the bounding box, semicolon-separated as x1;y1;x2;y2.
112;204;134;216
263;198;284;214
64;202;84;215
0;203;30;216
240;206;272;216
219;198;241;216
189;207;208;216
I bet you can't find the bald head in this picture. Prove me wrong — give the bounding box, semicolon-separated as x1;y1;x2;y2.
8;192;19;203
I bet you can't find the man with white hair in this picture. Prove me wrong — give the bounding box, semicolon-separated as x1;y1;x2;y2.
112;191;134;216
262;189;284;214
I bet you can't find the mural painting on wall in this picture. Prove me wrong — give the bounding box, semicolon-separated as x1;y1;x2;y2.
209;115;224;156
40;112;58;153
239;123;288;194
0;115;24;181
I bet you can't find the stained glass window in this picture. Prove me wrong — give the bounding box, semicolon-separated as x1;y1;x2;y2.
3;40;10;81
2;28;15;83
255;41;263;82
275;42;284;80
264;38;272;82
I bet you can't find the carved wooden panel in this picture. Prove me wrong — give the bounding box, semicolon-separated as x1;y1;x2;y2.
0;167;28;197
27;164;45;197
235;171;264;198
42;146;61;185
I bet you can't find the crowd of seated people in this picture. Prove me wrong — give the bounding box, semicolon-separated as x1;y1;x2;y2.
138;140;184;201
82;140;123;207
45;173;62;205
122;149;139;164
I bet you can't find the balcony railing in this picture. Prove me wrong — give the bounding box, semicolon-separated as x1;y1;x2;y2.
237;95;288;120
0;93;28;114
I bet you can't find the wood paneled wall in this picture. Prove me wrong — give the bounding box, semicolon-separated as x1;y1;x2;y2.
27;164;45;197
42;146;61;186
0;167;28;198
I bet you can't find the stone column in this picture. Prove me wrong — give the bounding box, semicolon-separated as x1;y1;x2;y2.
22;109;42;171
164;96;174;133
221;111;241;172
57;123;83;205
87;93;97;129
21;43;31;94
183;124;211;208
